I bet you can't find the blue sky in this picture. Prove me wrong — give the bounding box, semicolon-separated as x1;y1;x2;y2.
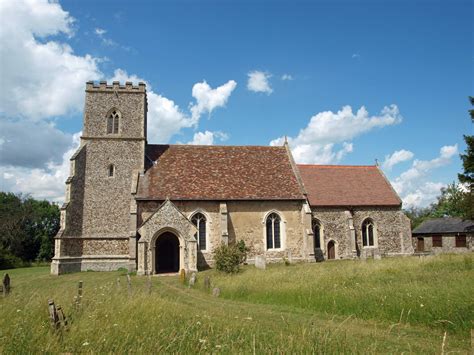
0;0;472;207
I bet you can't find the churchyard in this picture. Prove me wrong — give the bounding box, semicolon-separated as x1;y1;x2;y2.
0;254;472;353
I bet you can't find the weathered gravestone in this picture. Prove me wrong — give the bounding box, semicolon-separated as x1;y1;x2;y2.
188;272;197;287
212;287;221;298
203;276;211;290
179;269;186;284
255;255;266;270
48;299;60;330
2;274;10;296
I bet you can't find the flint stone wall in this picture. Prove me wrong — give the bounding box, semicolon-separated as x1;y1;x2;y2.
312;206;413;260
412;234;473;253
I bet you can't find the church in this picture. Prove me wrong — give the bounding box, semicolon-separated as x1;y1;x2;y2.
51;81;413;275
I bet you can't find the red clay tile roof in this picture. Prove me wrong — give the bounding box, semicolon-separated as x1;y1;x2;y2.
136;144;305;200
298;164;401;207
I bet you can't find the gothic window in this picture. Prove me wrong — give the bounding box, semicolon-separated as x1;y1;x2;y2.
312;219;322;249
266;213;281;249
107;109;120;134
362;219;375;247
108;164;115;177
191;212;207;250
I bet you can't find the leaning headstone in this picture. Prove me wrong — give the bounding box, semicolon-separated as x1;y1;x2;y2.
287;250;293;264
3;274;10;296
212;287;220;298
203;276;211;290
179;269;186;284
255;255;266;270
188;272;197;287
373;250;382;260
56;305;68;328
146;275;152;294
48;299;60;330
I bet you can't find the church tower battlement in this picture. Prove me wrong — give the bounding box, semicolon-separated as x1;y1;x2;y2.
51;81;148;275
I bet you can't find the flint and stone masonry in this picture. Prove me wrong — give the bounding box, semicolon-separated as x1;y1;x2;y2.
51;81;413;275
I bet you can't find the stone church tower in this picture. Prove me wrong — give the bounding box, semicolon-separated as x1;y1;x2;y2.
51;81;147;274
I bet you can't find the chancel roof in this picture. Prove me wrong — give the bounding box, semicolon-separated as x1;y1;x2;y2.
136;144;305;201
298;164;402;207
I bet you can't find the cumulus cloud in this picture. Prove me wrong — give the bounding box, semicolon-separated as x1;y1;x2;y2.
190;80;237;121
110;69;236;143
0;0;101;119
391;144;458;208
247;70;273;94
1;132;81;202
187;131;229;145
270;105;402;164
281;74;293;81
382;149;414;170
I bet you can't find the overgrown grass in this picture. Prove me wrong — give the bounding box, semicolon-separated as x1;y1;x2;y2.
0;254;472;353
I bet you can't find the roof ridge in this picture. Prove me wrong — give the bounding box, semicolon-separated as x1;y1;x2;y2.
297;164;377;168
146;143;285;149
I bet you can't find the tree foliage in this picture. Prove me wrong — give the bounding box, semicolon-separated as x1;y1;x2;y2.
0;192;60;269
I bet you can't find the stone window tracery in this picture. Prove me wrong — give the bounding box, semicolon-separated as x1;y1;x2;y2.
362;219;375;247
266;213;281;249
191;212;207;250
312;219;322;249
107;109;120;134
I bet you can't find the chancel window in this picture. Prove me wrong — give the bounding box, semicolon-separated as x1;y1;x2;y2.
312;220;321;249
362;219;375;247
191;213;207;250
266;213;281;249
107;109;120;134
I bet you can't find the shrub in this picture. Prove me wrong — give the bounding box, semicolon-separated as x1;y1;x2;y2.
214;241;248;273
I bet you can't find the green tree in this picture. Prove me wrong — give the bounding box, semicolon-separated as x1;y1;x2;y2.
457;97;474;219
430;182;468;218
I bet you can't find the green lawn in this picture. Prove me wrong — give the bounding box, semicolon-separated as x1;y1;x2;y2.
0;254;472;353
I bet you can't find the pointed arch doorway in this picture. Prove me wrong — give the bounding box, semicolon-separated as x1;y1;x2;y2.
327;240;336;260
155;232;180;273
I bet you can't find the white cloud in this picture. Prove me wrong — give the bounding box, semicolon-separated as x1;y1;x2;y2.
281;74;293;81
187;131;229;145
190;80;237;121
247;71;273;94
391;144;458;208
1;132;81;202
0;0;101;119
352;53;361;59
110;70;236;143
382;149;414;170
270;105;402;164
94;28;106;36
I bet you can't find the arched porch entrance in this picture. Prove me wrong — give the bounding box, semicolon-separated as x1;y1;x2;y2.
155;232;180;273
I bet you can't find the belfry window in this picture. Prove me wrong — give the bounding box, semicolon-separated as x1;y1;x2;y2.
107;109;120;134
108;164;115;177
266;213;281;249
191;213;207;250
362;219;375;247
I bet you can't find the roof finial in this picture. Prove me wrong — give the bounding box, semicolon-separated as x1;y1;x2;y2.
284;135;288;145
375;158;379;167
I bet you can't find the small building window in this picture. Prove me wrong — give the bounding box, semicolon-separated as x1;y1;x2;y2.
455;235;467;248
108;164;115;177
312;219;321;249
432;235;442;247
362;219;375;247
191;213;206;250
107;109;120;134
266;213;281;249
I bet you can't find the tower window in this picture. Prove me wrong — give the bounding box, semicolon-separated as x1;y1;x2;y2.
107;109;120;134
108;164;115;177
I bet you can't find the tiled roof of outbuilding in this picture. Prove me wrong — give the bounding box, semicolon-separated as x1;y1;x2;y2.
412;217;474;235
136;144;305;201
298;164;402;207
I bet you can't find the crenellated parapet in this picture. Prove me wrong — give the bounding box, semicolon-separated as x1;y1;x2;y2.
86;81;146;93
